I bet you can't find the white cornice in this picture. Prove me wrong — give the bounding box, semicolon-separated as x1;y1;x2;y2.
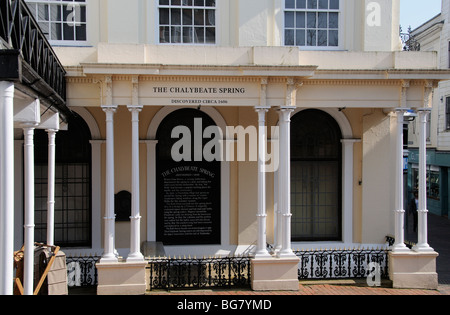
80;63;318;78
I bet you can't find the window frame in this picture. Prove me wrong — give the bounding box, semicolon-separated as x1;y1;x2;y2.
283;0;343;50
157;0;218;46
25;0;88;46
446;96;450;131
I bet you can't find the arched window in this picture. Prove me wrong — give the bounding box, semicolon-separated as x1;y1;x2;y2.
34;113;92;247
291;109;342;241
155;108;221;246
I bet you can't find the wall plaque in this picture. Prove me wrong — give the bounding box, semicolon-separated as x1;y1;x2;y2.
156;162;221;245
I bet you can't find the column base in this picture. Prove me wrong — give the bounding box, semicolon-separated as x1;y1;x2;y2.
389;251;439;290
96;261;147;295
99;254;119;264
412;244;435;253
251;257;300;291
126;252;145;262
391;244;411;253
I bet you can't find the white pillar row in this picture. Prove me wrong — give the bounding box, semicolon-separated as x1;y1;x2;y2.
277;106;296;258
255;106;271;258
46;129;57;246
0;81;15;295
127;106;144;262
413;108;434;253
101;106;119;263
392;109;410;253
23;126;36;295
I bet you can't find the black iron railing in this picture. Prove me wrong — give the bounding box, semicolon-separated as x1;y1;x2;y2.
400;26;421;52
64;246;392;290
0;0;67;110
294;247;390;280
147;255;251;291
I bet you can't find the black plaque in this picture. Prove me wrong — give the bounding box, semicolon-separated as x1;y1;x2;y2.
156;162;221;245
155;108;222;245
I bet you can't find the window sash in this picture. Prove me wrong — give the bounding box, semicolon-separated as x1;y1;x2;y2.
25;0;87;44
284;0;340;48
158;0;217;44
446;97;450;131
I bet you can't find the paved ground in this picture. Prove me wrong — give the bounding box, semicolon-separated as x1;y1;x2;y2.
147;285;450;296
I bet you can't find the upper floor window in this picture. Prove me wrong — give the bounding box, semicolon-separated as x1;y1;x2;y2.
284;0;340;48
446;97;450;131
159;0;216;44
26;0;87;45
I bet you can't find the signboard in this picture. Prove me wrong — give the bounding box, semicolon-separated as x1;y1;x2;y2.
139;81;260;107
156;162;221;245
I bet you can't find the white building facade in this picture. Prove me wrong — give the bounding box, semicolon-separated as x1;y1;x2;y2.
1;0;449;294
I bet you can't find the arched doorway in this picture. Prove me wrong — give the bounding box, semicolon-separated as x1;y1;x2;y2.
34;113;92;247
155;108;221;245
290;109;343;242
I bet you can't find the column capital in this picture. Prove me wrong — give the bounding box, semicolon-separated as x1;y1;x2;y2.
277;106;296;111
127;105;143;112
101;105;118;113
277;106;296;123
255;106;270;115
401;80;410;88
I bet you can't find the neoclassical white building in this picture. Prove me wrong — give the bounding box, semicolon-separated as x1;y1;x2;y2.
1;0;449;295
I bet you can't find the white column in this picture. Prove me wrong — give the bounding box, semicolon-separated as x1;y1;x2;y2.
127;106;144;262
255;106;271;258
23;126;36;295
0;81;15;295
277;107;296;258
46;129;57;246
101;106;118;262
413;109;434;253
392;109;410;253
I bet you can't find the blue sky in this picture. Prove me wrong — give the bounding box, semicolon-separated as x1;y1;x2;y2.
400;0;442;31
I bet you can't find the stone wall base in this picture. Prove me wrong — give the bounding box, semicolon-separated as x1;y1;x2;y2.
96;260;147;295
389;251;439;290
251;257;300;291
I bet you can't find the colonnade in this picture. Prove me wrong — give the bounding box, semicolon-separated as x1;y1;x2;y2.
0;81;61;295
392;108;434;254
0;78;436;294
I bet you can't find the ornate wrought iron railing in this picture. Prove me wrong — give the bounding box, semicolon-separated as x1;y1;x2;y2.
0;0;67;113
64;246;392;290
400;26;421;51
147;255;252;291
294;247;390;280
66;254;100;288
